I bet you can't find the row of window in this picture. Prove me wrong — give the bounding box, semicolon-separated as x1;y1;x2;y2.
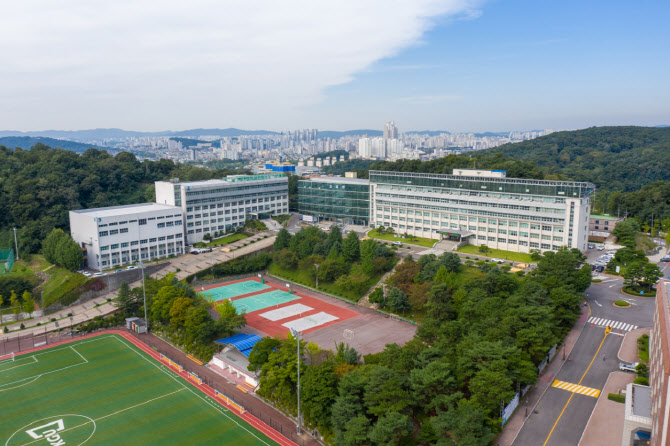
99;247;181;266
186;193;288;206
99;234;182;250
184;182;286;196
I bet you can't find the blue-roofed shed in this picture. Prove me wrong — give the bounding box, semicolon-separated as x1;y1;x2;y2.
215;333;262;357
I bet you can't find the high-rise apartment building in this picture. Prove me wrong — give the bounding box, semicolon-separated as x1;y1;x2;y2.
155;174;289;245
369;169;594;253
383;121;399;139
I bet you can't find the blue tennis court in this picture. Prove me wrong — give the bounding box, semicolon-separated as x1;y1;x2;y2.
199;280;270;302
231;289;300;313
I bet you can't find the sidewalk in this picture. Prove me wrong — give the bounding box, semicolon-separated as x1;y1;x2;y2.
579;372;634;445
618;327;650;364
497;305;589;446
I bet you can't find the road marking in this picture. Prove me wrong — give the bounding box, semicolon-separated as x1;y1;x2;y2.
543;332;609;446
587;317;637;332
552;380;601;398
594;300;602;307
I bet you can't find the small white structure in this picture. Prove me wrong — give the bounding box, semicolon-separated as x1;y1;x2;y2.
70;203;184;271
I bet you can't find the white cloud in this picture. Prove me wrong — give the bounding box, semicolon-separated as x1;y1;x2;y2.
0;0;481;130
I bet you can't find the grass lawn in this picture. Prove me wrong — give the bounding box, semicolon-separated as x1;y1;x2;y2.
368;229;436;248
197;233;249;247
0;334;277;446
622;285;656;297
635;233;656;252
457;245;534;263
272;214;291;225
638;335;650;363
268;260;394;302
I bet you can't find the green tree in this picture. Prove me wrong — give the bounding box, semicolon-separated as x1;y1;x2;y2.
214;299;246;335
42;228;68;265
386;287;410;312
169;296;193;328
274;248;298;270
440;252;462;273
432;399;496;446
327;226;343;248
641;263;662;289
113;281;137;313
274;228;292;251
247;337;282;373
360;238;377;274
10;290;21;319
22;291;35;315
364;366;411;417
368;411;413;446
341;231;361;263
301;361;338;430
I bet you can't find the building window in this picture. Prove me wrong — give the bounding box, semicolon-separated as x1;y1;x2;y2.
140;239;148;245
139;219;147;225
110;244;119;249
120;228;128;233
109;230;118;235
99;231;108;237
131;241;139;246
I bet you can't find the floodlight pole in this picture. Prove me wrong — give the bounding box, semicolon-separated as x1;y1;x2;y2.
291;328;302;435
314;264;319;289
13;227;19;260
140;262;148;332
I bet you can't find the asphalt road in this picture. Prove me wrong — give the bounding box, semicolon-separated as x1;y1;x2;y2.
512;275;655;446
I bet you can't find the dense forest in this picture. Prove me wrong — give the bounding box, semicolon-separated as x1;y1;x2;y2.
252;247;590;444
0;136;112;153
0;144;245;254
483;126;670;193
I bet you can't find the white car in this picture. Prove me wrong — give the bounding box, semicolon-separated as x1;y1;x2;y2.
126;266;138;270
82;271;92;277
93;272;106;277
597;245;605;251
491;258;505;263
619;362;639;373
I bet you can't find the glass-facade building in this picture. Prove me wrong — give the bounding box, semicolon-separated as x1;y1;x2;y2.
298;177;370;225
369;169;595;253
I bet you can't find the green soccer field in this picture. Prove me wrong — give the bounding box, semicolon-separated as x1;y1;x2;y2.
0;334;279;446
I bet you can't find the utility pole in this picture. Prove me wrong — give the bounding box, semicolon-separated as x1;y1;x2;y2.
290;328;302;435
13;227;19;260
140;262;148;332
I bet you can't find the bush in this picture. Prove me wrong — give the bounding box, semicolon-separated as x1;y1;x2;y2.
607;393;626;403
20;323;25;329
591;279;602;283
614;300;629;307
3;326;7;333
634;376;649;386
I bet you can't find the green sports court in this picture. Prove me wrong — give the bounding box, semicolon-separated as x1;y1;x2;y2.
230;289;300;313
199;280;270;302
0;334;279;446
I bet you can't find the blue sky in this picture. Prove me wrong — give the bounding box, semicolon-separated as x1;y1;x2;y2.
310;0;670;132
1;0;668;132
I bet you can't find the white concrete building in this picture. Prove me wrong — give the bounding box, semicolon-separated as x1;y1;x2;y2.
69;203;185;271
155;174;289;245
369;169;595;253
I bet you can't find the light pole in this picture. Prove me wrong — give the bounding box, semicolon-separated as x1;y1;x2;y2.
13;227;19;260
140;262;148;332
290;328;302;435
382;283;387;306
314;264;319;289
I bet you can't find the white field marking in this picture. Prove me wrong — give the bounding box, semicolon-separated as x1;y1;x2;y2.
0;375;41;393
70;346;88;363
0;355;37;373
260;303;313;321
112;336;275;446
11;335;112;361
586;317;638;332
16;391;185;446
595;300;602;306
282;312;339;331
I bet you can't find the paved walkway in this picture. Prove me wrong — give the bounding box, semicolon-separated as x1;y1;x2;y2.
497;305;589;446
578;372;634;445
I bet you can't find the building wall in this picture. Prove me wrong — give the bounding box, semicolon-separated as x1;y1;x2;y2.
298;179;370;224
650;280;670;446
70;205;184;271
589;215;623;237
157;174;289;245
368;170;593;254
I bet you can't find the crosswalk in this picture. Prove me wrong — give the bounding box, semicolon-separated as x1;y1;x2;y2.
552;379;601;398
587;317;637;332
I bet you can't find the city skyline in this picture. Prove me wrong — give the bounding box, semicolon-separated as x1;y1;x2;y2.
2;1;668;132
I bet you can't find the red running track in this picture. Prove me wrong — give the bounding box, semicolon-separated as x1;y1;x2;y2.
11;330;297;446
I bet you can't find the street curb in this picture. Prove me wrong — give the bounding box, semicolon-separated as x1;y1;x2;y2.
577;371;622;446
612;302;632;308
507;307;589;446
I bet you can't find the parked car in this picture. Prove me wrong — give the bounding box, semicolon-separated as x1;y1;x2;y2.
619;361;639;373
596;265;605;273
93;272;106;277
597;245;605;251
126;265;138;270
190;249;200;255
392;241;402;246
82;271;92;277
588;243;596;249
590;264;596;271
661;256;670;262
114;269;124;274
202;248;213;253
491;258;505;263
607;250;617;255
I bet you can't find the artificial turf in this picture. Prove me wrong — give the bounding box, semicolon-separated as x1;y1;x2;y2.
0;334;278;446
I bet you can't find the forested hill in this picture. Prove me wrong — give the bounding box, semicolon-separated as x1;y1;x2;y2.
481;126;670;192
0;144;247;253
0;136;112;153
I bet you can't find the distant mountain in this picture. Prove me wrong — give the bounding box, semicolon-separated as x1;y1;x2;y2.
318;130;383;139
481;126;670;192
0;127;279;140
474;132;509;137
0;136;112;153
170;128;278;137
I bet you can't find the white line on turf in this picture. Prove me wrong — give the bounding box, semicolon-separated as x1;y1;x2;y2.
0;355;37;373
70;346;88;363
112;336;275;446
